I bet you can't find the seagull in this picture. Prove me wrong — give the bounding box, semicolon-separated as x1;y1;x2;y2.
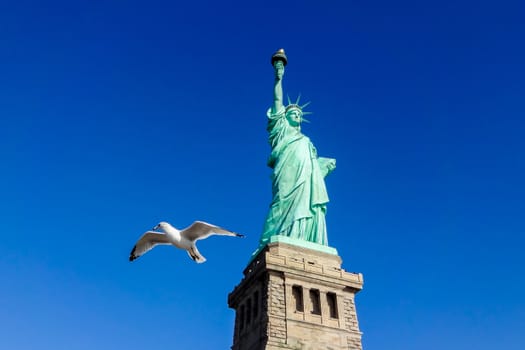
129;221;243;263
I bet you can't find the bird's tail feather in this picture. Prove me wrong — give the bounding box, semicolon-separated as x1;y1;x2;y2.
188;246;206;263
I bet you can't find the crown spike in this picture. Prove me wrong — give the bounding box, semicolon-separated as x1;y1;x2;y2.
301;101;311;109
302;111;313;115
295;93;302;105
287;94;291;105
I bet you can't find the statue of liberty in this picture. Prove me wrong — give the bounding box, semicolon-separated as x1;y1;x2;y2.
258;49;336;249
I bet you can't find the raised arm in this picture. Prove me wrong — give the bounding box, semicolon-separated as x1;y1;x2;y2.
272;60;285;114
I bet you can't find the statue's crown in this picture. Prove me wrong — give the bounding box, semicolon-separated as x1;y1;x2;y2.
285;104;302;113
285;94;312;119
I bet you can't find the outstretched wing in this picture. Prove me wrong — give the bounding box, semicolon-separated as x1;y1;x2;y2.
129;231;171;261
181;221;243;242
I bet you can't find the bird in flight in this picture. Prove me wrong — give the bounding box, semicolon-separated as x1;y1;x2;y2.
129;221;243;263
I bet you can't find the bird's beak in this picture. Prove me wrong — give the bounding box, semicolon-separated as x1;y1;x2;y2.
152;225;159;231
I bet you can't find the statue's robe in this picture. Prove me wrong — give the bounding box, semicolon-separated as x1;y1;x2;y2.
259;107;330;247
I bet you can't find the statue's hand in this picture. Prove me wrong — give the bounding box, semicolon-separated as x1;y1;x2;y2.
326;159;336;173
274;61;285;80
318;157;336;177
327;159;335;173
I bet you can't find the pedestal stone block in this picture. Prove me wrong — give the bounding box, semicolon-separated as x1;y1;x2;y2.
228;241;364;350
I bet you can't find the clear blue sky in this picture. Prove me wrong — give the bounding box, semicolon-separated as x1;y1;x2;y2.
1;1;524;349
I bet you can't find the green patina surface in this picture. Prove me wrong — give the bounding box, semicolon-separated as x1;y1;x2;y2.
257;49;337;252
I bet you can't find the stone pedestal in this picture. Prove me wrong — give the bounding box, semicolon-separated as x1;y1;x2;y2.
228;241;364;350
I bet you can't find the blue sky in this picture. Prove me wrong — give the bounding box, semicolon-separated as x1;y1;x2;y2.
1;1;524;349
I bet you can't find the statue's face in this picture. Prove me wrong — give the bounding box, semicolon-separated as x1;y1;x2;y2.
286;108;302;127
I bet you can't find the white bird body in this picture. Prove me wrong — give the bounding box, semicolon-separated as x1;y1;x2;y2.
161;225;185;249
129;221;243;263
